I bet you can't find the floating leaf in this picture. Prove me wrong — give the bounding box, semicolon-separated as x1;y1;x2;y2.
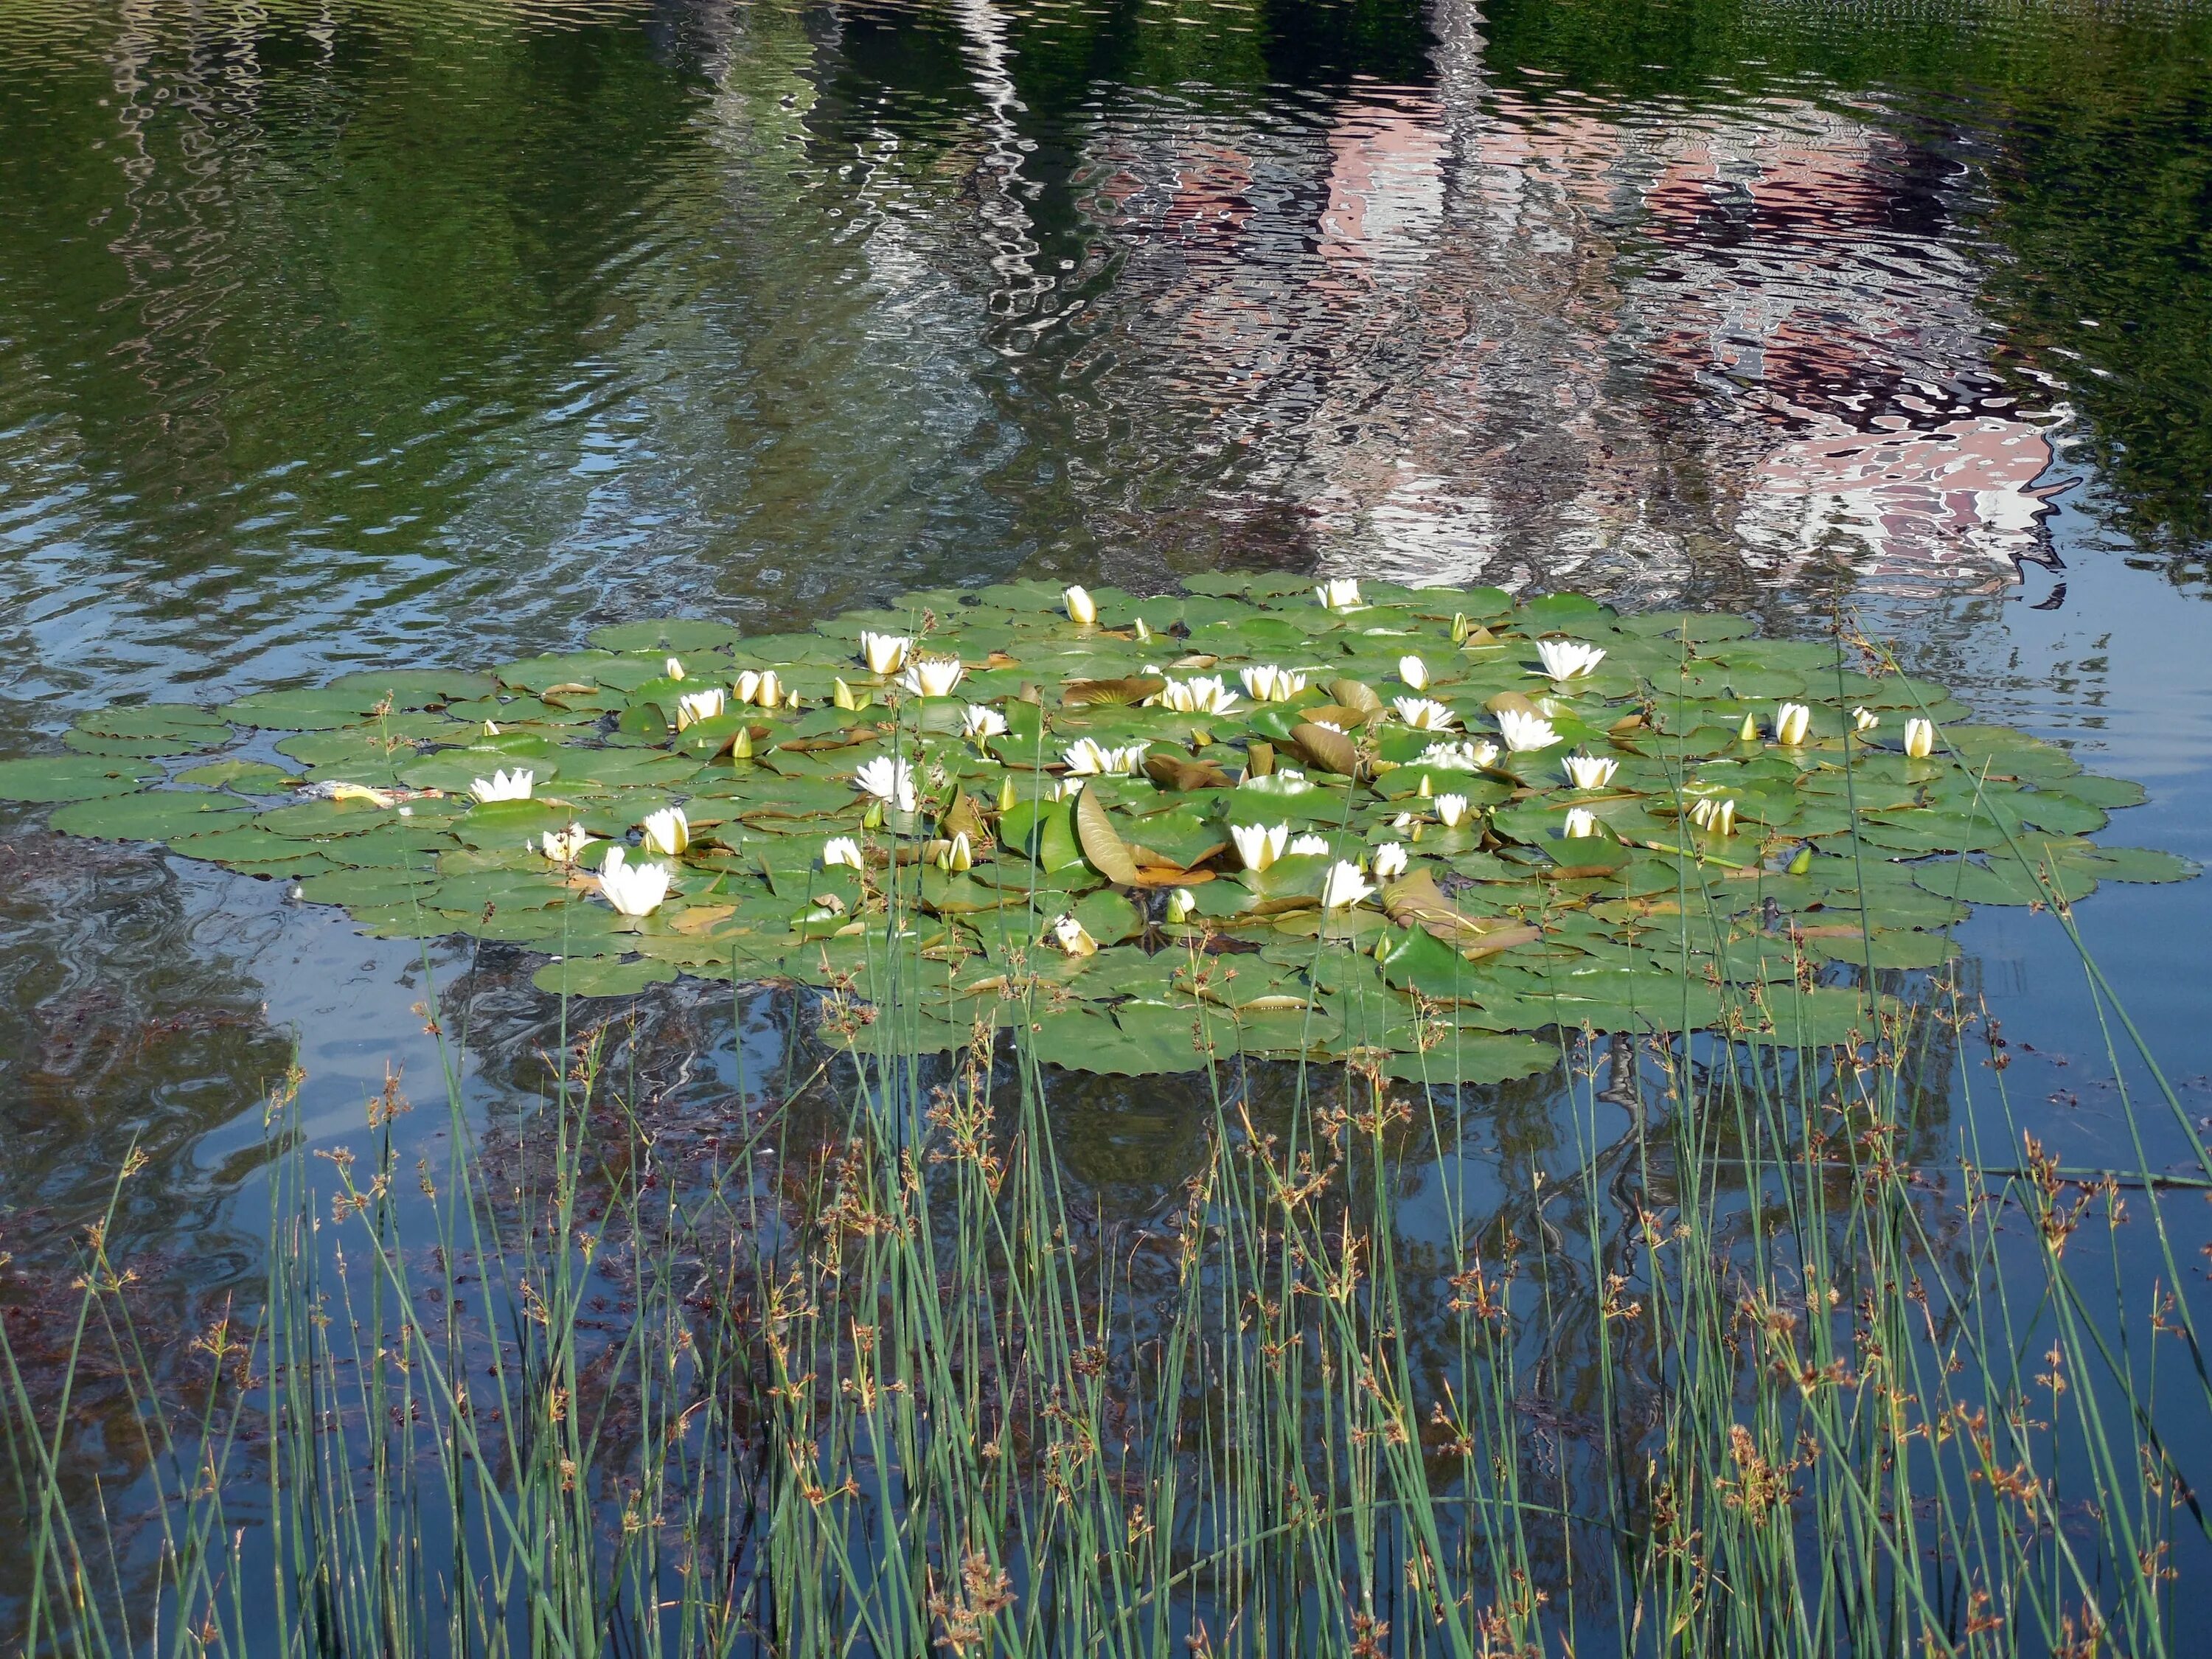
0;755;161;803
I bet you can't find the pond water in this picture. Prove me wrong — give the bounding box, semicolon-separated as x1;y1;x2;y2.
4;0;2212;1633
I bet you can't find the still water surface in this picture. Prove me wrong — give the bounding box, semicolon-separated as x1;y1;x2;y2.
3;0;2212;1610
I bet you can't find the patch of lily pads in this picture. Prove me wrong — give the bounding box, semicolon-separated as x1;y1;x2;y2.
4;574;2194;1080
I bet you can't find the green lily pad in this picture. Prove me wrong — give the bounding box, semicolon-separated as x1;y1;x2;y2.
0;755;162;803
532;955;679;998
49;792;254;841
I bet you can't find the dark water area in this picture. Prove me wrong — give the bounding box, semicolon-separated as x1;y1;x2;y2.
4;0;2212;1632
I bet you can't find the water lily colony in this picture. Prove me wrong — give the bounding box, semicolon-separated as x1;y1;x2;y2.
1;574;2191;1078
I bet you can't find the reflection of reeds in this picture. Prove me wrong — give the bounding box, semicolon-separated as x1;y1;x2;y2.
4;892;2205;1656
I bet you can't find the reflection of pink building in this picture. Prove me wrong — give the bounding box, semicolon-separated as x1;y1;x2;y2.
1031;1;2062;599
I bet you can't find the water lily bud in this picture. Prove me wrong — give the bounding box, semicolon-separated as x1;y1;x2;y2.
1399;655;1430;691
998;776;1018;813
639;807;689;857
665;656;685;681
1852;706;1879;734
1134;616;1152;643
1450;613;1470;645
834;678;860;712
859;632;913;676
1787;845;1813;875
1435;793;1471;829
1166;888;1197;923
1904;717;1935;759
862;799;885;830
1314;577;1363;611
755;670;782;710
1774;702;1812;746
730;725;753;760
1064;585;1097;626
1417;775;1433;797
1738;711;1759;742
1562;807;1600;839
939;831;974;873
483;719;501;737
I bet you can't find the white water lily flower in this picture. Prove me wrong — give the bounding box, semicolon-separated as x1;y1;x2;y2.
733;669;782;709
1166;888;1197;923
1064;585;1097;626
1373;841;1408;880
1099;743;1150;776
1319;861;1375;911
937;832;974;873
1535;639;1607;680
1239;664;1310;703
1314;577;1363;612
639;807;689;858
675;687;727;730
1231;821;1291;872
1398;655;1430;691
1904;717;1936;759
1497;709;1559;752
664;656;685;681
1062;737;1109;776
900;654;965;698
1562;752;1618;790
853;755;917;813
859;631;913;675
1852;706;1880;733
470;768;534;803
1435;793;1472;829
541;822;593;863
1288;833;1332;858
1392;697;1459;731
1774;702;1812;745
1048;914;1099;957
1417;739;1499;771
1690;797;1736;836
597;847;671;918
960;704;1008;741
1159;675;1240;715
1562;807;1601;839
822;835;865;872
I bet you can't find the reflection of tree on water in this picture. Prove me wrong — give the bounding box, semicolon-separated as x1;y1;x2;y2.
0;814;290;1619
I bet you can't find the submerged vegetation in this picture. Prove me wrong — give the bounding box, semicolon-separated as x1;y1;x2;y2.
0;578;2205;1655
0;574;2191;1076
